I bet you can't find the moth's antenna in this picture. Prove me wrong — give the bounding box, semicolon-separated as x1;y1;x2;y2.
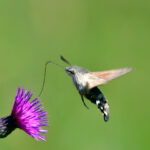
38;60;64;97
60;56;72;66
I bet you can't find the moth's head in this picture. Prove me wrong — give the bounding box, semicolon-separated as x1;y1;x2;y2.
65;66;76;77
60;56;76;77
65;66;89;77
61;56;89;77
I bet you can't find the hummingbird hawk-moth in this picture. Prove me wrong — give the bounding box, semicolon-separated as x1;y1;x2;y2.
39;56;133;122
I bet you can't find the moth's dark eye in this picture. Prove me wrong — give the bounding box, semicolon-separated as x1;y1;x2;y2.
68;70;74;74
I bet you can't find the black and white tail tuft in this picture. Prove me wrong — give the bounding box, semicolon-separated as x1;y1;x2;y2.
96;99;109;122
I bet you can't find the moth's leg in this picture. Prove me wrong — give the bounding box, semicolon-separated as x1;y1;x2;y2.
80;95;89;109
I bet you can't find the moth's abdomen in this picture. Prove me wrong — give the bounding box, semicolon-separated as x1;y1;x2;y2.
84;87;109;122
97;99;109;122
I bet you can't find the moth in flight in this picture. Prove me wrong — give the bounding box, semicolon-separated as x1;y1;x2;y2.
39;56;133;122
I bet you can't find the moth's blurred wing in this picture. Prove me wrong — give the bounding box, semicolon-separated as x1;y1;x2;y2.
87;68;133;89
86;74;106;90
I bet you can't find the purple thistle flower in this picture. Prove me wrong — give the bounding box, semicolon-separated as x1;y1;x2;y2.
0;87;49;141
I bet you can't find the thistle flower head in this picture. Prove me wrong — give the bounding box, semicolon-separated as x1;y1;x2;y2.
0;87;49;142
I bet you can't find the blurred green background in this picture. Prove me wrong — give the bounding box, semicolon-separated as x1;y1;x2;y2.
0;0;149;150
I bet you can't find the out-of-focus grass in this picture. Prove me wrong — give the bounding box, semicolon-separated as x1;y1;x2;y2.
0;0;150;150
